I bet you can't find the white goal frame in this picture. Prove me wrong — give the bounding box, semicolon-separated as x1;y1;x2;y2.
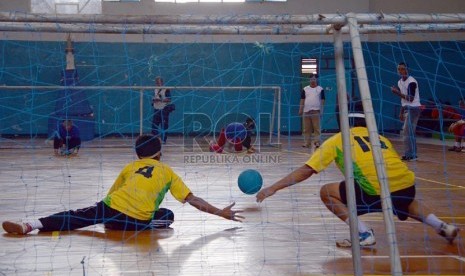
2;85;282;147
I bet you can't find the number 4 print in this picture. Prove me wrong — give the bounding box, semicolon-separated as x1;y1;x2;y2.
136;166;154;178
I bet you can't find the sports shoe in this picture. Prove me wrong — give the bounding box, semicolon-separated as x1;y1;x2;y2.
448;146;462;152
2;221;33;235
437;223;460;244
336;229;376;248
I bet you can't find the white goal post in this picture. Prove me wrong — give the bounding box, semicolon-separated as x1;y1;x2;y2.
1;85;282;147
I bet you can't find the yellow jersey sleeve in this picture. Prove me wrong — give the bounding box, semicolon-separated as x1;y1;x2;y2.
305;133;340;173
168;170;192;203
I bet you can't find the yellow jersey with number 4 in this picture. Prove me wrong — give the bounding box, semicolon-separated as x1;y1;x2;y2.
103;158;191;220
306;127;415;195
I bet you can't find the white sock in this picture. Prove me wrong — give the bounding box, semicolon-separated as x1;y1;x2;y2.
345;218;370;233
455;142;460;147
25;219;43;230
424;214;443;231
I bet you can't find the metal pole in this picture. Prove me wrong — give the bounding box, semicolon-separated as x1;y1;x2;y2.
277;87;281;147
347;13;403;275
2;12;465;25
140;89;143;136
268;87;282;146
269;89;276;146
333;24;363;276
2;21;465;35
0;85;279;91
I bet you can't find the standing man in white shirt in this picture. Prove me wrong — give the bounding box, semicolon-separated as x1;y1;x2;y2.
391;62;422;161
299;74;325;149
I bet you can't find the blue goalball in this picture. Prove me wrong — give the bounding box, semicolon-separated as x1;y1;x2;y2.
225;122;247;143
238;169;263;195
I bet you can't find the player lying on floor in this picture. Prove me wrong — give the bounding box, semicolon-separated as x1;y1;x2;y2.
3;134;244;235
53;119;81;156
209;118;256;154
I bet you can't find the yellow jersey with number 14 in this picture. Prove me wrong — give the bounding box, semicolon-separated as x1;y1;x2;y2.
103;158;191;221
306;127;415;195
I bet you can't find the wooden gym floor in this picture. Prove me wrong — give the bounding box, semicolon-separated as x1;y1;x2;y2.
0;135;464;275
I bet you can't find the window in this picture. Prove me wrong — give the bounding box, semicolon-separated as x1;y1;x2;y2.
301;58;318;89
32;0;286;14
32;0;102;14
301;58;318;75
153;0;286;2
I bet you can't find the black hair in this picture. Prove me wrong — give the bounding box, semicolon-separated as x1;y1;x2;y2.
135;134;161;158
244;117;255;130
349;100;366;127
351;116;367;127
398;62;408;68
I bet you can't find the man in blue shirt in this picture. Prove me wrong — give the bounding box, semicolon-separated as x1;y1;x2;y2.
54;120;81;156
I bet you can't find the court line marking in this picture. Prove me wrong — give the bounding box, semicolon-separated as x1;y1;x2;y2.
416;187;464;190
285;147;465;189
335;254;465;263
332;254;465;262
286;148;465;189
305;216;465;222
416;176;465;189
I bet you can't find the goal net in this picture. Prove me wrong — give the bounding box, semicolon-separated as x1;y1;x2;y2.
1;10;465;276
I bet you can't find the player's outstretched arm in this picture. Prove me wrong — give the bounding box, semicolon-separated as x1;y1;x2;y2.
256;165;315;203
185;194;244;222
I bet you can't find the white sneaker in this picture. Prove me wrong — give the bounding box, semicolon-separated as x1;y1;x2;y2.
336;229;376;248
437;223;460;244
2;221;33;235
